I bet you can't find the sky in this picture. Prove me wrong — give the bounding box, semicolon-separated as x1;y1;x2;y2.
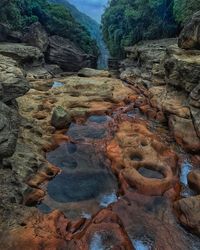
68;0;108;23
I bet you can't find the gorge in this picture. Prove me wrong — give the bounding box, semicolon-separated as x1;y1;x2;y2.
0;1;200;250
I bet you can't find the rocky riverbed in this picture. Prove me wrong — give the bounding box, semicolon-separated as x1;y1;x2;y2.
0;11;200;250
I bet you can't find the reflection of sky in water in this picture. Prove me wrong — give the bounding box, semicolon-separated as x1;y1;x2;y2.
90;233;104;250
52;81;64;88
99;192;118;207
132;240;149;250
180;161;192;186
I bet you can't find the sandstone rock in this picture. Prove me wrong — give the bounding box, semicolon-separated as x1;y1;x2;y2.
107;120;178;196
169;115;200;152
23;22;49;52
78;68;111;77
0;101;19;158
0;54;30;102
0;43;44;66
47;35;96;71
121;39;176;86
164;45;200;93
174;195;200;236
51;106;71;129
178;11;200;50
188;170;200;193
149;86;190;118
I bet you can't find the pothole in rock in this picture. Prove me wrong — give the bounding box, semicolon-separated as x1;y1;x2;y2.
89;231;121;250
131;238;153;250
39;130;118;219
180;160;197;198
67;115;113;141
138;167;164;179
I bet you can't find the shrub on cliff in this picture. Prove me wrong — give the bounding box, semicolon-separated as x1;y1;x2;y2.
0;0;98;56
102;0;177;57
173;0;200;25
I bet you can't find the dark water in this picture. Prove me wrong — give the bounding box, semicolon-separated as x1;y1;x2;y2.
38;115;118;218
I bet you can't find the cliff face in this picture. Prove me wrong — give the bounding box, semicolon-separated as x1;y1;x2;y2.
120;11;200;236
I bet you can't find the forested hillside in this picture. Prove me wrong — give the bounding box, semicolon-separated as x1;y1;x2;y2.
102;0;200;57
0;0;98;56
50;0;109;68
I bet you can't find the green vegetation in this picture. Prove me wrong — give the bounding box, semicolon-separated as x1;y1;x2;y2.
0;0;98;55
102;0;200;57
173;0;200;24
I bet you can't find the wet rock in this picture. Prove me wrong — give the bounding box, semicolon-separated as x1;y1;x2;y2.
47;35;96;71
0;54;30;102
188;170;200;193
70;209;134;250
51;106;71;129
23;22;49;52
169;115;200;153
78;68;111;77
107;120;178;196
178;11;200;50
174;195;200;236
0;43;44;66
164;45;200;93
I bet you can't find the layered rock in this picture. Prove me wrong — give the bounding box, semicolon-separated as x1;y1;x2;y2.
121;39;177;87
0;54;30;102
178;11;200;50
0;43;43;66
47;36;96;71
23;22;49;52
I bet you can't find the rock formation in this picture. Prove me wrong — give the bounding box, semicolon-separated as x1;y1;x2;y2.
47;35;96;71
178;11;200;49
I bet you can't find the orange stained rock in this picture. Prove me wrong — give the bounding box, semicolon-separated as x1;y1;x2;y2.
107;120;178;196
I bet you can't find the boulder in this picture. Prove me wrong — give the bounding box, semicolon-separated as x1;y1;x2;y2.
164;45;200;93
174;195;200;236
120;39;176;86
0;54;30;102
51;106;71;129
188;170;200;193
169;115;200;153
23;22;49;52
78;68;111;77
47;35;95;71
0;43;44;66
178;11;200;50
0;101;19;158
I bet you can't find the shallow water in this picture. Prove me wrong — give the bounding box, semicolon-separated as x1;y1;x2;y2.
38;115;118;218
37;110;200;248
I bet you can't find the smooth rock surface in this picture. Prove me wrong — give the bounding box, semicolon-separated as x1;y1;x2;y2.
174;195;200;236
78;68;111;77
169;115;200;153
